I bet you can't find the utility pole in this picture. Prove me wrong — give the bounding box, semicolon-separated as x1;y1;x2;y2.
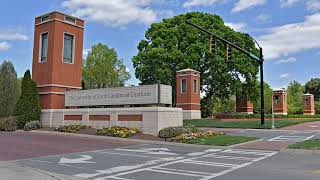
186;21;265;126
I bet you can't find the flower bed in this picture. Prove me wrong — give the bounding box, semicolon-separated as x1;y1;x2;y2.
54;124;87;133
170;131;225;143
97;126;139;138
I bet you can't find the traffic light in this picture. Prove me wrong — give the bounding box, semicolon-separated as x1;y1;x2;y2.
209;36;217;54
226;44;232;62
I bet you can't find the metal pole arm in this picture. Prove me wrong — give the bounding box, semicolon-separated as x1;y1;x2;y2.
186;21;261;62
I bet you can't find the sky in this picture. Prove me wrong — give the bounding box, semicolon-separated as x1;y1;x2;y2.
1;0;320;89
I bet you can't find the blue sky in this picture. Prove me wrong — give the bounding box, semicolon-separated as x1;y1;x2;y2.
1;0;320;89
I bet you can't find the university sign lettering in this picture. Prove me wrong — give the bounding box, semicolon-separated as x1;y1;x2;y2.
65;84;172;107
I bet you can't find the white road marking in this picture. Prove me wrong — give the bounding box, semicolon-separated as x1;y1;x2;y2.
203;154;257;161
100;149;277;180
187;149;222;156
96;151;156;158
115;148;178;156
268;133;316;142
75;157;184;178
59;155;95;164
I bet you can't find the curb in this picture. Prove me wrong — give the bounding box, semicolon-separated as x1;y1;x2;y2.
280;148;320;154
31;130;230;149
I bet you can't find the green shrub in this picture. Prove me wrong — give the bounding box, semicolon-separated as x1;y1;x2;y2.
0;116;17;131
24;120;41;131
55;124;87;133
14;70;41;129
97;126;139;138
214;113;320;119
158;125;198;139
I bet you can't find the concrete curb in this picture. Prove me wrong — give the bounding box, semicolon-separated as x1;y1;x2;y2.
31;130;230;149
280;148;320;154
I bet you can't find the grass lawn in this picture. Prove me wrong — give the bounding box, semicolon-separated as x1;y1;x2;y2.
187;135;258;146
184;119;319;129
288;139;320;150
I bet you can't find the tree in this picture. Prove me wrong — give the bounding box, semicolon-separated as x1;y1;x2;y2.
287;80;304;114
83;43;131;89
212;96;236;113
14;70;41;129
305;78;320;101
0;61;19;117
133;12;260;105
253;82;273;114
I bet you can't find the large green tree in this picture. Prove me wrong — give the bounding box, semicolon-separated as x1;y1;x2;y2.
83;43;131;89
0;61;19;117
287;80;304;114
14;70;41;129
305;78;320;101
133;12;259;105
253;82;273;114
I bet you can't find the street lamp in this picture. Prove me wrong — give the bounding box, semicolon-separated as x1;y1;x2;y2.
186;21;265;126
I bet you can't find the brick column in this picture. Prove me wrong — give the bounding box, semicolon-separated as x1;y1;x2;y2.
176;69;201;119
236;94;253;114
303;94;315;115
273;89;288;115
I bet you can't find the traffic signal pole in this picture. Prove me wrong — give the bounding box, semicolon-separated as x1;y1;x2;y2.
186;20;265;126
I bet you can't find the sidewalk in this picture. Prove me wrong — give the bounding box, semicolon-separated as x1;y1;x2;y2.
0;162;83;180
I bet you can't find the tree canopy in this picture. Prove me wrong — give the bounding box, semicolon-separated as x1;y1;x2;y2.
253;82;273;114
287;80;304;114
133;12;260;104
305;78;320;101
0;60;19;117
83;43;131;89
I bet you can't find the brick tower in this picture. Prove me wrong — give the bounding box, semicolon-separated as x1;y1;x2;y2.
303;93;315;115
32;12;84;109
176;69;201;119
236;94;253;114
273;89;288;115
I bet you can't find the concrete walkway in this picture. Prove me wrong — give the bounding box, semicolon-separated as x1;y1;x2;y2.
0;162;84;180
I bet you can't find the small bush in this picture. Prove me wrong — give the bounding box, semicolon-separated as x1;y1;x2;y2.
24;120;41;131
0;116;17;131
55;124;87;133
97;126;139;138
158;125;198;139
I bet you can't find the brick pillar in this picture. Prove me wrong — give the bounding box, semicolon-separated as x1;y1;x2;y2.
303;94;315;115
32;11;84;109
236;94;253;114
176;68;201;119
273;89;287;115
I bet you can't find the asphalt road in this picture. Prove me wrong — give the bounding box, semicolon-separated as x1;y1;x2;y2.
1;131;320;180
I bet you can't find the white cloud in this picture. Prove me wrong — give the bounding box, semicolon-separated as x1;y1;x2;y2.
255;14;271;24
258;13;320;60
275;57;297;64
280;73;291;79
0;41;10;51
232;0;266;12
83;48;91;59
225;22;247;31
280;0;301;7
306;0;320;12
183;0;220;7
62;0;157;27
0;32;28;41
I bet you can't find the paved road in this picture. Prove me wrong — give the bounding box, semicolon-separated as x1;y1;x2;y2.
1;131;320;180
0;131;137;161
12;143;278;180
